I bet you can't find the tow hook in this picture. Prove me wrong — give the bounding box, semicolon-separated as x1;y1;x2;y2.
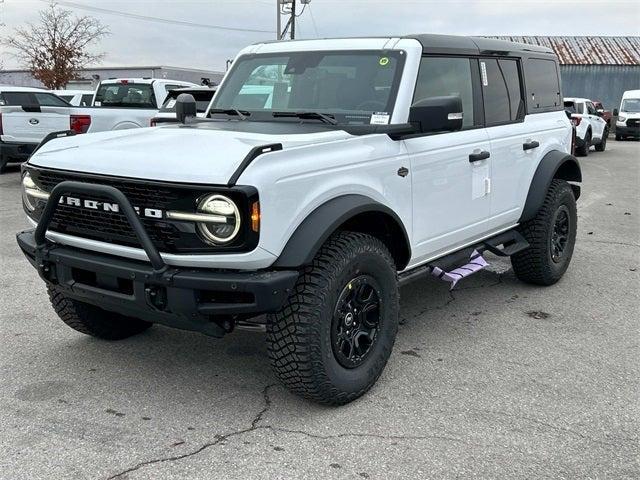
37;260;58;284
145;285;168;311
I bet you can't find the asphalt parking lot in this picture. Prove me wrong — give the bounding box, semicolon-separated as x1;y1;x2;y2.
1;141;638;480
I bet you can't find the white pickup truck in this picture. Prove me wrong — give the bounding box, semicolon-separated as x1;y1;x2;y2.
1;79;196;172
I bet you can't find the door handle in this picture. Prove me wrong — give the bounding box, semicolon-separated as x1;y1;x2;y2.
469;151;490;162
523;140;540;151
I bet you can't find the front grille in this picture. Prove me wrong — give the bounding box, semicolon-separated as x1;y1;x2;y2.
28;168;257;254
626;119;640;128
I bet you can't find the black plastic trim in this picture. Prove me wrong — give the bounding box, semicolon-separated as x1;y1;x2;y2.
32;130;76;155
227;143;282;186
273;194;411;269
519;150;581;222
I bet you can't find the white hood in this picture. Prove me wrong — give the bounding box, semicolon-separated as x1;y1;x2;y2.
29;124;352;184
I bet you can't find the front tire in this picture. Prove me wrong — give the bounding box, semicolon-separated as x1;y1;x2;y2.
267;231;399;405
48;286;152;340
511;179;577;286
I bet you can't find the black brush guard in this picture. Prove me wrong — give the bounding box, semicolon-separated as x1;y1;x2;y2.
17;181;298;337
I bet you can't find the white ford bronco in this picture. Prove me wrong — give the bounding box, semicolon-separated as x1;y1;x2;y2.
17;35;580;405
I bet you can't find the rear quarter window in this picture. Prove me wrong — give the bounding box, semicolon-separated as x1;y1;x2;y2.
525;58;562;113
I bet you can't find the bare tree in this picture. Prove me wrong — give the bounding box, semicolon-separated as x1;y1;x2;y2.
2;2;108;89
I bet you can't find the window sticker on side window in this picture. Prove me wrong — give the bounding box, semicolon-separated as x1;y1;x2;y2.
480;61;488;86
166;99;176;109
370;112;390;125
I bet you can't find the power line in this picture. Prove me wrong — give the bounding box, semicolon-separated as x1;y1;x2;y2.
43;0;275;34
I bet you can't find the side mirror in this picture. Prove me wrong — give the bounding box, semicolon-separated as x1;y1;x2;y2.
613;108;619;116
175;93;197;124
409;96;463;134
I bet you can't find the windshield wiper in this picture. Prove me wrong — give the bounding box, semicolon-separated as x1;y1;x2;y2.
272;111;338;125
209;108;250;120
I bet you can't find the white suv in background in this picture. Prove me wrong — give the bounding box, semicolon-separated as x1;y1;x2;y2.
564;97;608;156
18;35;580;405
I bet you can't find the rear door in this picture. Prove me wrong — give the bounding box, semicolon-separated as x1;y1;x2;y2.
485;57;567;230
0;92;70;144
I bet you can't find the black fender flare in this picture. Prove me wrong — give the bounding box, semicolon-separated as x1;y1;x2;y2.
272;194;411;269
520;150;582;223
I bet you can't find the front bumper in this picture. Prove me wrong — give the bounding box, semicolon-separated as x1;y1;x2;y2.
17;229;298;336
616;124;640;138
0;140;38;161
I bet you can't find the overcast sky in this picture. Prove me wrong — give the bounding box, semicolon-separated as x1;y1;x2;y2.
1;0;639;72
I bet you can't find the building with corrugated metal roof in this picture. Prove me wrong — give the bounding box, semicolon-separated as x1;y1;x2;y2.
488;36;640;112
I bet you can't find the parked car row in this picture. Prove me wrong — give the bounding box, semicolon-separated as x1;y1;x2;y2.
0;78;214;172
562;89;640;157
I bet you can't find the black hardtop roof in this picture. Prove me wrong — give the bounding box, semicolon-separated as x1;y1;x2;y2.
406;34;555;56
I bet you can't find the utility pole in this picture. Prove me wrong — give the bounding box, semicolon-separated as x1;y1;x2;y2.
277;0;309;40
289;0;296;40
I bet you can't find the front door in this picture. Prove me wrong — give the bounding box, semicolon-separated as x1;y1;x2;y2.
403;56;492;267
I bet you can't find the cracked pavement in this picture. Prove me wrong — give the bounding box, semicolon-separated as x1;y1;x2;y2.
1;141;638;479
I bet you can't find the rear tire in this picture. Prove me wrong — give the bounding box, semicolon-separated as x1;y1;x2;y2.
576;131;591;156
595;128;608;151
511;179;577;286
267;231;399;405
48;286;152;340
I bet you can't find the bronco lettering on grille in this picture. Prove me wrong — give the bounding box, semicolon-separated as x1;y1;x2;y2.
58;196;163;219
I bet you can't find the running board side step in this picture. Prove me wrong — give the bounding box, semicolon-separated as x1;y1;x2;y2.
398;230;529;287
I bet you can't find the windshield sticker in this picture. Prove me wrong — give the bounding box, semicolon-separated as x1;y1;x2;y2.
94;101;101;106
480;61;488;86
379;57;390;66
370;112;390;125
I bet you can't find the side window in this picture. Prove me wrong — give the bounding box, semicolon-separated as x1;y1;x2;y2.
34;93;70;107
480;60;507;124
81;94;93;106
586;102;597;115
525;58;561;111
413;57;475;128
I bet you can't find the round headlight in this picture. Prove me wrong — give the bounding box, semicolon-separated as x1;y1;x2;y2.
22;172;38;212
196;194;241;244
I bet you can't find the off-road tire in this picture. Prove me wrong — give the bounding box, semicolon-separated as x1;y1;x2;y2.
511;179;577;286
267;231;399;405
576;130;591;156
595;128;608;152
48;286;152;339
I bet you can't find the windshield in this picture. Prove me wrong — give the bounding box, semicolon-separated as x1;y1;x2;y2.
94;83;157;108
621;98;640;113
211;51;405;125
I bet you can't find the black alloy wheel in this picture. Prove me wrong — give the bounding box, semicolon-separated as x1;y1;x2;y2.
550;205;570;263
331;275;382;368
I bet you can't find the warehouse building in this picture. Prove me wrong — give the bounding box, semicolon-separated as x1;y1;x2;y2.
0;65;225;90
489;36;640;111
